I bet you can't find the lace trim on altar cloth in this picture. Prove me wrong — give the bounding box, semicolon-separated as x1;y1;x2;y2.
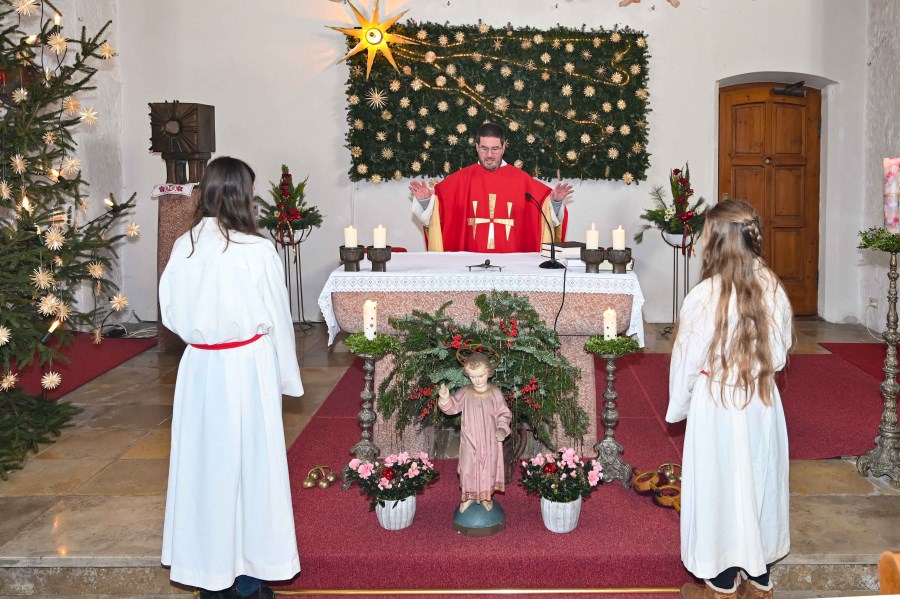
317;252;646;346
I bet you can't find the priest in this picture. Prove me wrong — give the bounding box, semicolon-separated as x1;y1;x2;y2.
409;123;573;252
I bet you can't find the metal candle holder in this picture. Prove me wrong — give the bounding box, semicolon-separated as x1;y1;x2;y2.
857;251;900;488
367;246;392;272
580;247;606;274
606;247;632;274
339;245;364;272
594;354;632;488
342;353;381;489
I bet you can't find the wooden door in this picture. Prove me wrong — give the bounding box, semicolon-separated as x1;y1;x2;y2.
718;83;821;315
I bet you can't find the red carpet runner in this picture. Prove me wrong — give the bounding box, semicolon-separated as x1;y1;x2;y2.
280;352;884;594
819;342;891;382
17;332;157;399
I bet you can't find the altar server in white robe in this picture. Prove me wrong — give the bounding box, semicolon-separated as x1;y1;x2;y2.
159;156;303;599
667;200;793;599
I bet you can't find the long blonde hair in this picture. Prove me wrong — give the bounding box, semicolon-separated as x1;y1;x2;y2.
699;200;790;407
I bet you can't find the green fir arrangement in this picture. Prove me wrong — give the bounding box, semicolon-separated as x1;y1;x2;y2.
378;291;587;449
584;335;641;358
255;165;323;248
343;332;399;357
0;2;136;478
858;226;900;253
339;20;650;184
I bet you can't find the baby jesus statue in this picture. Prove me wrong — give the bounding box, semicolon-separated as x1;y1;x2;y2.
438;349;512;514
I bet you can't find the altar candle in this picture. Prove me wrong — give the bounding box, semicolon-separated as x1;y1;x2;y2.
884;158;900;234
363;300;378;340
343;225;358;248
373;225;387;249
603;307;617;340
611;225;626;250
586;222;600;250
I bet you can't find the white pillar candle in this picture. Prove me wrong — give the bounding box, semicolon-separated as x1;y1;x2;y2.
586;222;600;250
603;307;617;340
611;225;626;250
344;225;358;248
373;225;387;249
363;300;378;340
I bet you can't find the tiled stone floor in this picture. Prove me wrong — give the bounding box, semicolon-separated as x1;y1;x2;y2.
0;321;898;597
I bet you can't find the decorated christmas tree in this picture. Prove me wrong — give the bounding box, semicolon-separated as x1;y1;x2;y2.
0;0;136;478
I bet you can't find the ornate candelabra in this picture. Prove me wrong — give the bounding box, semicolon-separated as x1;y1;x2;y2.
857;251;900;488
594;355;633;488
342;353;380;489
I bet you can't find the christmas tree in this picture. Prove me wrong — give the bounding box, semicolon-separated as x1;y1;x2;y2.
0;0;136;478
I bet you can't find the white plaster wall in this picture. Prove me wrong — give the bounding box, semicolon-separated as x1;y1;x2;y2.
862;0;900;332
112;0;867;324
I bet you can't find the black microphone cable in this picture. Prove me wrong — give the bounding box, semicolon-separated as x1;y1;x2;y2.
525;192;568;332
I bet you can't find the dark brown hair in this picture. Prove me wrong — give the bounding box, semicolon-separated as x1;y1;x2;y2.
476;122;505;145
188;156;262;256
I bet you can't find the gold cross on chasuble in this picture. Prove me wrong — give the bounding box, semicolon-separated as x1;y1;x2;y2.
467;194;515;249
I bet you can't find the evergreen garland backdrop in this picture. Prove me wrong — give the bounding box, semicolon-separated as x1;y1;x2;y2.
342;21;650;184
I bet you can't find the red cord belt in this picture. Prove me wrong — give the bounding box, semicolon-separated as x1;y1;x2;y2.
190;333;264;350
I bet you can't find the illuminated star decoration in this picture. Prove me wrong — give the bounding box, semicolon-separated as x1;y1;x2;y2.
328;0;415;80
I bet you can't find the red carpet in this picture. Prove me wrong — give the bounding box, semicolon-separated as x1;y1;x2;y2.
819;342;891;382
280;351;883;594
16;332;157;399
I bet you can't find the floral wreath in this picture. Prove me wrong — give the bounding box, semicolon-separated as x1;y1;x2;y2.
455;343;501;369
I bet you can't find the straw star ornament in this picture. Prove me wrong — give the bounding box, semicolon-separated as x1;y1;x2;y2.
1;372;17;391
328;0;415;79
110;293;128;311
0;325;10;347
41;371;62;390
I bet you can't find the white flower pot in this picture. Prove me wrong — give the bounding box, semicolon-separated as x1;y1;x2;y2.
375;496;416;530
540;496;582;533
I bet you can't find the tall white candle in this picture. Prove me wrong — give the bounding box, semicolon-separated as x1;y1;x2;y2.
373;225;387;249
884;158;900;234
344;225;358;248
603;307;617;340
586;222;600;250
363;300;378;340
611;225;626;250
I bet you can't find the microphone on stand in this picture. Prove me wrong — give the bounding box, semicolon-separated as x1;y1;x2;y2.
525;192;566;269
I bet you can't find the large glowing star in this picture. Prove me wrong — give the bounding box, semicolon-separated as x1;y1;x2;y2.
328;0;414;79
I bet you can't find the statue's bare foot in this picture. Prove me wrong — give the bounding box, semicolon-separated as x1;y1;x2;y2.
459;499;474;513
483;500;493;511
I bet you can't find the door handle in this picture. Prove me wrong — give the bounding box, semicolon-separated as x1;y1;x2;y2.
764;157;773;165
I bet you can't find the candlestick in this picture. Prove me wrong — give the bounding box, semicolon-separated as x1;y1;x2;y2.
373;225;387;249
611;225;626;250
363;300;378;340
586;222;600;250
603;307;616;340
344;225;358;248
884;158;900;234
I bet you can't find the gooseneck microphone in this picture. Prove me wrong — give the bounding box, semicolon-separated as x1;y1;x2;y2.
525;192;566;269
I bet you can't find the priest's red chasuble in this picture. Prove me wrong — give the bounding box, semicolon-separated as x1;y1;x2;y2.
428;164;568;252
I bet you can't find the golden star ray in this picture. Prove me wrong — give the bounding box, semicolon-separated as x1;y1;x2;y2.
327;0;415;79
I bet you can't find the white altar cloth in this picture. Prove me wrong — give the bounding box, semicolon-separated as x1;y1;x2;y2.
317;252;645;346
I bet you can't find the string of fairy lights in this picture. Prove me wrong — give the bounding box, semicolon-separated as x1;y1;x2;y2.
331;1;651;184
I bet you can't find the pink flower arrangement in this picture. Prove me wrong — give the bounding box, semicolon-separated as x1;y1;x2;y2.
346;452;439;510
520;447;603;503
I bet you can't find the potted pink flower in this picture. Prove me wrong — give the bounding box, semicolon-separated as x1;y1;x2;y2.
520;447;603;533
345;451;439;530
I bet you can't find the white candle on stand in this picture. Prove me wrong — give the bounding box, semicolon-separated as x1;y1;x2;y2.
603;307;617;340
363;300;378;340
611;225;626;250
373;225;387;249
344;225;358;248
586;222;600;250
